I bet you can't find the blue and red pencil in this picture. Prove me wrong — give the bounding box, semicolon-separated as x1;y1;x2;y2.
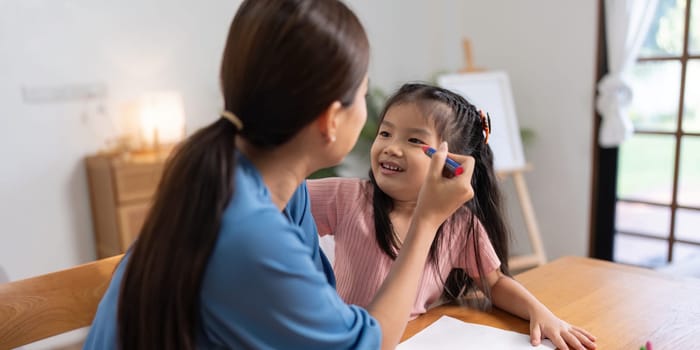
421;146;464;176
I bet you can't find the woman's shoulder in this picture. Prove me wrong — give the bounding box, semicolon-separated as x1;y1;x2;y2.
224;174;305;244
219;203;308;260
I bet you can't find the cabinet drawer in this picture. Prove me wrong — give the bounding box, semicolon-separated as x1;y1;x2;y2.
117;202;151;250
113;162;165;203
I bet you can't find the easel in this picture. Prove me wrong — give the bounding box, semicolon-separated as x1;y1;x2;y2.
496;167;547;271
460;39;547;272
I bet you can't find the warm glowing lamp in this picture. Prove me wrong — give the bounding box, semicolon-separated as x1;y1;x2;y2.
138;91;185;151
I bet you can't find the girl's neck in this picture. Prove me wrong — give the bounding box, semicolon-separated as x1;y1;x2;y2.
391;198;418;217
388;199;418;244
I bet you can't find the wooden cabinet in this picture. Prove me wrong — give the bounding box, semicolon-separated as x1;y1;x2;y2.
85;153;166;258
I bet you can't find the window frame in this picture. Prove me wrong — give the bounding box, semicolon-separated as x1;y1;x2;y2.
591;0;700;264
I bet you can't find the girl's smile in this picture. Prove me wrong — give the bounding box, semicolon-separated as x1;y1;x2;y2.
378;160;405;175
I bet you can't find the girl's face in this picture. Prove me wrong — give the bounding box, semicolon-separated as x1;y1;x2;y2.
370;103;441;202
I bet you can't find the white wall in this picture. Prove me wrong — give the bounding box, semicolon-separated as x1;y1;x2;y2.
347;0;466;90
454;1;598;260
0;0;597;286
0;0;239;283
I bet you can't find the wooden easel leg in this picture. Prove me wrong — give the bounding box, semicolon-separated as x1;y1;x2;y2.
512;171;547;266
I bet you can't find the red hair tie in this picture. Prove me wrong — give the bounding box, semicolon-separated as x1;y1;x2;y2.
479;109;491;144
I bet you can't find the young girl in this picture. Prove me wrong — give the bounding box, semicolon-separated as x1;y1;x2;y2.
308;83;597;350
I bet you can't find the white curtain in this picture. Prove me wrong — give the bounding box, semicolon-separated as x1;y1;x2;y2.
596;0;659;148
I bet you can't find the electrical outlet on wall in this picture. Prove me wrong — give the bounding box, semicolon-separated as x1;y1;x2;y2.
21;82;108;104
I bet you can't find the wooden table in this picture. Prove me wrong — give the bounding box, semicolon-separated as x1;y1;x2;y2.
402;256;700;349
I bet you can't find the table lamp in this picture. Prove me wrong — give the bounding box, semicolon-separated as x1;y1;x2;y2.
138;91;185;153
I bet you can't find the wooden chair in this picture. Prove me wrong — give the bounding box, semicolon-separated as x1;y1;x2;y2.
0;255;122;349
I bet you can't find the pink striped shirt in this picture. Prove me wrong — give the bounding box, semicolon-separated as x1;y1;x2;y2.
308;177;500;319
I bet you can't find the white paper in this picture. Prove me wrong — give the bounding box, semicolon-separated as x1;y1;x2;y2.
398;316;556;350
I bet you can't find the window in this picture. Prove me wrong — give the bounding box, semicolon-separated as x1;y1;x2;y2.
613;0;700;267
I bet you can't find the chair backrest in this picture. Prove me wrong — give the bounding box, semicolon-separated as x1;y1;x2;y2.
0;255;123;349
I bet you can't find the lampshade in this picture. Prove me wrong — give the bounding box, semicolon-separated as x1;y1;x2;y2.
139;91;186;148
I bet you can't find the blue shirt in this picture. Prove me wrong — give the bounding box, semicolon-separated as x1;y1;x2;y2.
84;154;381;349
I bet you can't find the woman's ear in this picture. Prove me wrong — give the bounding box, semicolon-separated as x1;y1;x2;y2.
316;101;342;143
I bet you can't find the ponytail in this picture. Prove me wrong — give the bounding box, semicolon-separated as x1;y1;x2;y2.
118;118;237;350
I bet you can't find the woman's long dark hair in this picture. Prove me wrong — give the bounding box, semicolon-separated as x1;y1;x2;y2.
369;83;510;306
117;1;369;349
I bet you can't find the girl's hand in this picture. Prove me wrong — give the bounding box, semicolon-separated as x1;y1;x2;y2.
529;308;596;350
414;142;475;227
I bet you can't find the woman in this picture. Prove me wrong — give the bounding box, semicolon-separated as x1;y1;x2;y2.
84;1;475;349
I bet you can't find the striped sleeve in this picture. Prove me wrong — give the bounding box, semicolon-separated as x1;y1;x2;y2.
307;178;365;236
307;178;340;235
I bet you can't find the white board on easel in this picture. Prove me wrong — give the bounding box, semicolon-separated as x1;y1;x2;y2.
437;71;526;173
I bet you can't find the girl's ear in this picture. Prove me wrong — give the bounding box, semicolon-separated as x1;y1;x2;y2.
316;101;343;143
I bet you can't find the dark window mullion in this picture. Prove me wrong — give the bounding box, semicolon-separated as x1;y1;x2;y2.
616;230;671;241
677;204;700;211
667;0;694;262
617;231;700;247
637;56;700;61
617;198;700;211
638;56;682;62
675;238;700;246
634;130;700;137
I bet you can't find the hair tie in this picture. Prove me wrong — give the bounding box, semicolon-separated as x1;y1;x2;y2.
479;109;491;144
221;110;243;131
